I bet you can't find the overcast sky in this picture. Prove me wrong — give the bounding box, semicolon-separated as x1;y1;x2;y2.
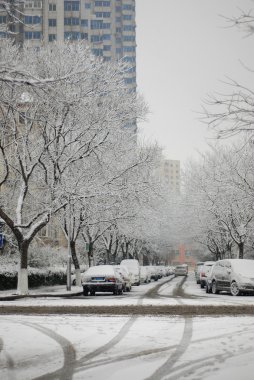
136;0;254;164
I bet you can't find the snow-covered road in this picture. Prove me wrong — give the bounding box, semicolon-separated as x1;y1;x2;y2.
1;274;254;379
1;314;254;380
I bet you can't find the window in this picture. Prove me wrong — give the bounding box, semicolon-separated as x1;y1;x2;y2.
123;35;135;42
123;46;135;52
0;16;6;24
123;15;132;20
116;27;121;33
64;31;81;40
103;34;111;40
64;1;80;11
116;47;122;54
95;12;111;18
64;17;80;25
124;78;133;84
92;48;103;56
81;19;88;27
34;1;42;7
91;35;102;42
81;33;88;40
84;2;91;9
24;31;41;39
123;25;134;31
123;56;135;62
49;3;56;11
33;31;41;39
25;1;42;8
103;45;111;51
95;1;111;6
24;16;32;24
49;34;56;42
48;19;57;27
91;20;103;29
122;4;132;10
115;6;121;12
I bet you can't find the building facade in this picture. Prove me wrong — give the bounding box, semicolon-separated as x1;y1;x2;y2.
3;0;136;92
160;159;180;193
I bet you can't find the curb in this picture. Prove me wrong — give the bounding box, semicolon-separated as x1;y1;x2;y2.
0;291;83;301
1;304;254;316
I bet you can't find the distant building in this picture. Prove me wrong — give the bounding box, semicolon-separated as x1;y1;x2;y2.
160;159;180;193
171;244;196;268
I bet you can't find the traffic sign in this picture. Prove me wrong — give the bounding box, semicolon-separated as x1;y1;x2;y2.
0;233;4;249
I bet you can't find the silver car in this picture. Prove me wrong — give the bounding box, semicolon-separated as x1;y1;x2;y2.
209;259;254;296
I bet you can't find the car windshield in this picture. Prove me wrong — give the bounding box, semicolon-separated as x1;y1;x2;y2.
231;260;254;278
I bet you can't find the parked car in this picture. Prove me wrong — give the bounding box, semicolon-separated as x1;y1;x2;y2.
140;266;151;283
120;259;140;285
114;265;132;292
143;266;152;282
194;262;204;284
209;259;254;296
150;266;159;281
82;265;123;296
174;264;188;277
167;266;175;275
199;261;216;288
206;263;215;293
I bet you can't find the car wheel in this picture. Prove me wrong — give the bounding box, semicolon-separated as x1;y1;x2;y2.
212;281;219;294
72;279;76;286
126;287;130;292
118;288;123;295
137;282;140;286
90;290;95;296
83;289;88;296
200;282;204;289
230;281;241;296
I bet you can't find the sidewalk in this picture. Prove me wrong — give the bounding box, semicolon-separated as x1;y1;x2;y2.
0;285;83;301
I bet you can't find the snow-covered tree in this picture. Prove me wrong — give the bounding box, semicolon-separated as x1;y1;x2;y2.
0;39;147;294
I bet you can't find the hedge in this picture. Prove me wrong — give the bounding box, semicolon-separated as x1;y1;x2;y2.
0;268;67;290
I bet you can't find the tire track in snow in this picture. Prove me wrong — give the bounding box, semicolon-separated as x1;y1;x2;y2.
75;277;175;369
144;276;194;380
20;322;76;380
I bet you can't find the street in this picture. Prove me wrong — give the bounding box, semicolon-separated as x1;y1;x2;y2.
1;273;254;379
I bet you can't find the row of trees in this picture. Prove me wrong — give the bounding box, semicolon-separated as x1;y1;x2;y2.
177;142;254;261
0;38;174;293
174;6;254;262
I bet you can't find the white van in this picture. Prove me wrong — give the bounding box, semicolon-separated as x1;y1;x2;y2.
120;259;140;286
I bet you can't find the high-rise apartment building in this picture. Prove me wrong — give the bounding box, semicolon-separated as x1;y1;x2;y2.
0;0;136;91
160;159;180;193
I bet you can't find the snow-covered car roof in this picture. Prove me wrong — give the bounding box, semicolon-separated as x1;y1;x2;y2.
227;259;254;277
85;265;116;276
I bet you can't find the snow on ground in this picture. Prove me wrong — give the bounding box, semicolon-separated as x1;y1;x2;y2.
1;314;254;380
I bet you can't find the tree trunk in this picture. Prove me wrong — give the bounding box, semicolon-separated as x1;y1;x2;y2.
17;240;29;295
70;240;81;286
88;242;94;267
239;242;244;259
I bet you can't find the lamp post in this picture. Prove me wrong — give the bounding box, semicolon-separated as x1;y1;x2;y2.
66;199;72;291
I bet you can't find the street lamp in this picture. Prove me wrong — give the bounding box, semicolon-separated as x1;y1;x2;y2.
66;200;72;291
